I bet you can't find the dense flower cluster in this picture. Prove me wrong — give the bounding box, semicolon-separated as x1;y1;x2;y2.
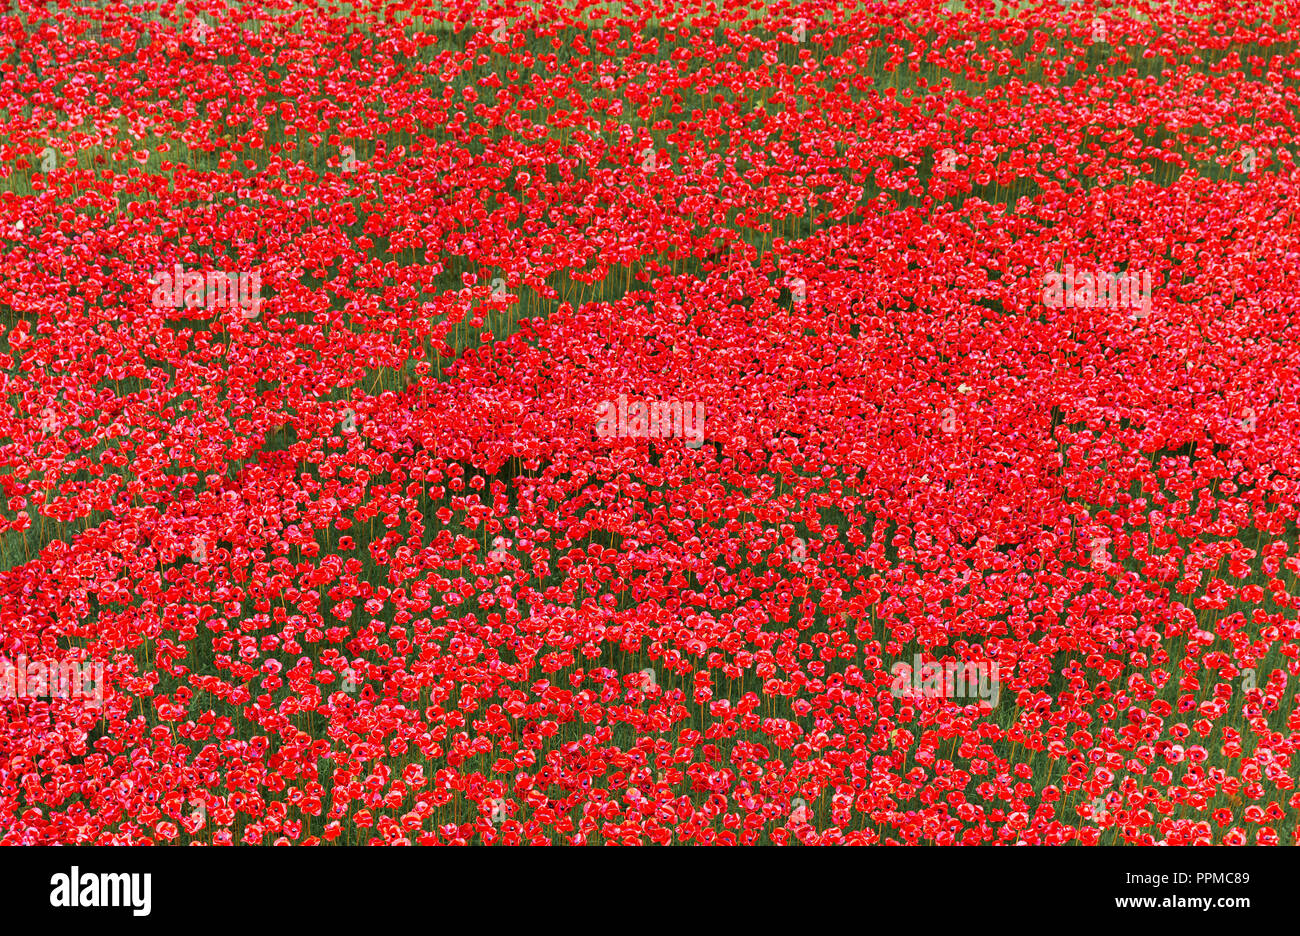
2;0;1300;844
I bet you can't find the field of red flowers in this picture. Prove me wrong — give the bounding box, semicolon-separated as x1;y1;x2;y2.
2;0;1300;846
